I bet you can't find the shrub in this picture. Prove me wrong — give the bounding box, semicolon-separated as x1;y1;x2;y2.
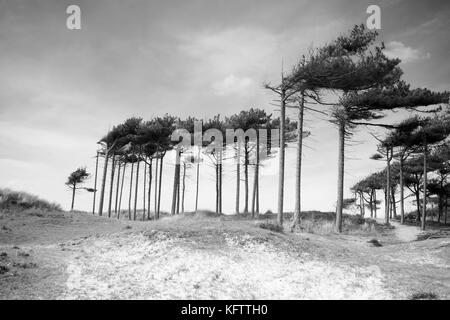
0;188;61;212
258;222;283;233
410;292;438;300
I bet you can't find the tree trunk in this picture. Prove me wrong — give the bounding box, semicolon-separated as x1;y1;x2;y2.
277;89;286;226
98;150;110;216
438;194;442;224
182;162;186;213
142;161;146;220
219;150;223;214
147;159;152;220
128;160;134;220
133;160;140;221
171;149;180;215
114;161;121;215
369;191;374;218
92;151;99;215
251;133;260;218
374;190;377;218
108;155;116;218
399;157;405;224
235;149;240;214
335;120;345;233
71;185;76;211
154;158;159;215
391;187;397;220
244;145;249;213
118;163;126;219
176;161;181;214
415;190;421;221
421;139;428;230
215;162;219;213
157;155;164;218
360;193;364;216
385;147;391;225
195;162;200;212
292;97;304;229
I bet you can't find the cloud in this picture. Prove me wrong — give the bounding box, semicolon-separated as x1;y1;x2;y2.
212;74;254;96
384;41;431;63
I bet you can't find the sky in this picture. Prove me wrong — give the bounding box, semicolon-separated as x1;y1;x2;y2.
0;0;449;215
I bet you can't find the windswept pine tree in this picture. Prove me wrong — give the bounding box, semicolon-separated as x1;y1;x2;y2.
66;167;90;211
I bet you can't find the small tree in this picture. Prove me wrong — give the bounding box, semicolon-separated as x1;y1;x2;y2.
66;167;90;211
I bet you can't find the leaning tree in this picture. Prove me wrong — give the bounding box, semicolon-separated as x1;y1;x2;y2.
66;167;90;211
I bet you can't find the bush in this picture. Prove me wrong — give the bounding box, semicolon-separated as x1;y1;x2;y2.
258;222;283;233
0;188;61;212
410;292;438;300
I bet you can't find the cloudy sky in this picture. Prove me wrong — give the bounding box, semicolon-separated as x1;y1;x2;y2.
0;0;449;214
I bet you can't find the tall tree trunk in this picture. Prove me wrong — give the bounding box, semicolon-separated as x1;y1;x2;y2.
244;146;249;213
142;161;147;220
154;158;159;215
118;163;126;219
215;162;219;213
171;150;180;215
147;159;152;220
415;190;421;221
235;148;240;214
182;162;186;213
399;157;405;224
277;89;286;226
391;187;397;219
133;160;140;221
292;97;304;229
421;138;428;230
92;151;99;215
108;155;116;218
385;147;391;225
360;193;364;216
195;161;200;212
374;190;377;218
115;161;121;215
71;184;76;211
157;155;164;218
176;162;181;214
438;193;442;224
335;120;345;233
128;160;134;220
98;151;110;216
251;134;260;218
219;150;223;213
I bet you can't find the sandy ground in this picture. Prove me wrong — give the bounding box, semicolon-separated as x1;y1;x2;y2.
1;210;449;300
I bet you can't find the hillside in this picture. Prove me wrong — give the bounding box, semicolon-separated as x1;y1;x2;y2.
1;208;449;300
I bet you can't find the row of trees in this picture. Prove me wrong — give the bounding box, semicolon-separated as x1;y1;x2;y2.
352;114;450;230
69;24;449;233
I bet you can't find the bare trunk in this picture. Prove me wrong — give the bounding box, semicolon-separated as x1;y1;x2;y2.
157;155;164;218
445;194;448;225
108;155;116;218
251;134;260;218
128;160;134;220
292;97;304;229
235;149;240;214
92;151;99;215
374;190;377;218
195;162;200;212
277;88;286;226
399;157;405;224
171;149;180;215
133;160;140;221
385;147;391;225
118;163;126;218
219;150;223;213
215;162;219;213
182;162;186;213
114;161;121;215
421;139;428;230
147;159;152;220
98;151;109;216
244;146;249;213
391;187;397;219
71;185;76;211
335;121;345;233
142;161;147;220
154;158;159;215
